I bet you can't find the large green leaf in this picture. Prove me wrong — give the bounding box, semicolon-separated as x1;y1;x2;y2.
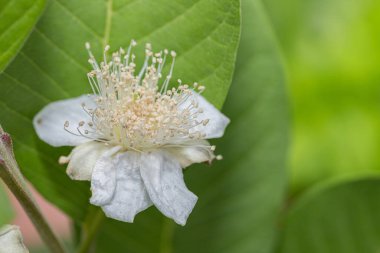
278;176;380;253
0;0;240;220
0;0;46;72
95;0;289;252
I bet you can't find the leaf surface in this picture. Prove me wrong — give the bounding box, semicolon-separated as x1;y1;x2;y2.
278;176;380;253
0;0;46;72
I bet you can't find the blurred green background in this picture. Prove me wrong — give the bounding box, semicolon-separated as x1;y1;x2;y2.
263;0;380;192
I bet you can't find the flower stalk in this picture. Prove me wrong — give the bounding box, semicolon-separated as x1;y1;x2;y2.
76;207;105;253
0;125;67;253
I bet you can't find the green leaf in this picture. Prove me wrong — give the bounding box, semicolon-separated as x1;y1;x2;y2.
95;0;289;252
0;0;46;72
278;176;380;253
0;0;241;220
0;183;14;226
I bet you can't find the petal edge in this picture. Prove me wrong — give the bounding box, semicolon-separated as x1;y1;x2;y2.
140;151;197;225
33;95;96;147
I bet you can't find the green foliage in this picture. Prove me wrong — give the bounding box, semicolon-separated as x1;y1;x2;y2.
94;0;289;252
278;176;380;253
0;0;46;72
0;0;241;221
264;0;380;191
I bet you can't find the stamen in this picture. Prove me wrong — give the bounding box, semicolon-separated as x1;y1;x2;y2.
63;41;221;161
138;43;153;81
160;51;176;94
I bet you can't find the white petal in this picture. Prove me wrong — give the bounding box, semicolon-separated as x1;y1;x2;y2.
33;95;96;147
102;152;152;222
0;225;29;253
166;140;214;168
180;91;230;139
90;146;122;206
65;141;110;181
140;151;198;226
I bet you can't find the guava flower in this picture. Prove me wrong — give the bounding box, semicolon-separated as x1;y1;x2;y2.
33;41;229;225
0;225;29;253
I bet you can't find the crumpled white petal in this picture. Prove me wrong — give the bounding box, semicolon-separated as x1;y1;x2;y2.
90;146;122;206
102;152;152;222
33;95;96;147
0;225;29;253
180;91;230;139
165;140;214;168
63;141;109;181
140;151;198;225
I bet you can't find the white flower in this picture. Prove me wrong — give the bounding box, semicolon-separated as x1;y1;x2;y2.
0;225;29;253
33;41;229;225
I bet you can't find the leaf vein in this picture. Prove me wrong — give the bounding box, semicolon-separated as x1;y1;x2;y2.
2;72;51;103
19;52;71;97
0;2;37;42
113;0;139;13
103;0;113;47
34;28;89;71
133;0;203;43
54;0;103;40
0;100;32;122
174;10;229;66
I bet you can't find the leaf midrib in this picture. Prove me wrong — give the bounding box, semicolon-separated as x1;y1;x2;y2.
103;0;113;47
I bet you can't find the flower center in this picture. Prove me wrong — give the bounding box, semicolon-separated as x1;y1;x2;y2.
65;41;210;151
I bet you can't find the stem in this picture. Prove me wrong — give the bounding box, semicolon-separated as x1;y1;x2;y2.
76;207;105;253
0;126;67;253
160;218;175;253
